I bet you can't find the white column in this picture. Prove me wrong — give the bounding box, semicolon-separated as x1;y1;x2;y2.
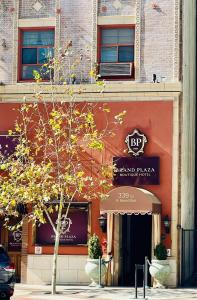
181;0;196;229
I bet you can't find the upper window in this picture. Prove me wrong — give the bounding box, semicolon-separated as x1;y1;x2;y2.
99;27;135;78
19;29;55;81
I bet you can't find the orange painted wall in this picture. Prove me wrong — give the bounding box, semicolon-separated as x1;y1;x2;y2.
0;100;173;253
101;101;173;248
0;104;21;130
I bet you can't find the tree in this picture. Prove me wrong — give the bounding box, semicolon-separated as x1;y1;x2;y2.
0;42;125;294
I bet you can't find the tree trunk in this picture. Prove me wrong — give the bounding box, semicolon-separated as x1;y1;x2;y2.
51;193;64;295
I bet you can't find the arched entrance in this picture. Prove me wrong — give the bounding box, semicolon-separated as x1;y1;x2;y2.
101;186;161;286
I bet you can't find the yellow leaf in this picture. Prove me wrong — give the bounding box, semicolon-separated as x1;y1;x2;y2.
48;138;53;145
11;199;16;206
0;164;7;170
77;171;84;178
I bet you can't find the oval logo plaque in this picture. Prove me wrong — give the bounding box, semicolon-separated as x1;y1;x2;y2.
125;129;147;156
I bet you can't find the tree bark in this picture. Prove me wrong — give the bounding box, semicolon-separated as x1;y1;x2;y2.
51;192;64;295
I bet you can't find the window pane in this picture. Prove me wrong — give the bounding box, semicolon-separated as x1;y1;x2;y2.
118;29;134;44
101;47;117;62
22;66;40;79
38;48;54;64
118;46;134;62
23;31;54;46
102;28;135;45
22;66;53;80
40;66;54;80
102;29;118;45
22;48;37;64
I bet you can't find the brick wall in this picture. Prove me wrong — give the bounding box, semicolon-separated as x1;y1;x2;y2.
0;0;179;84
0;0;14;84
59;0;93;83
19;0;55;19
140;0;175;82
98;0;136;16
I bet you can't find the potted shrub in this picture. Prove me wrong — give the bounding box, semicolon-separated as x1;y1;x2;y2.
154;243;168;260
85;234;106;286
88;233;103;259
149;243;171;288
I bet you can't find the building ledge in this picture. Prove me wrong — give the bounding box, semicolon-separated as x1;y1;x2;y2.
0;82;182;95
0;82;182;102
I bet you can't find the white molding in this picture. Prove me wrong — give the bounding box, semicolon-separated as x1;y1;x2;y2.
173;0;180;80
54;0;61;83
0;82;182;98
12;0;19;84
18;18;56;27
135;0;141;81
181;0;196;229
171;95;180;286
97;15;135;25
92;0;98;78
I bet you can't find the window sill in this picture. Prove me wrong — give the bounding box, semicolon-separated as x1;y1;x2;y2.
99;77;135;82
17;81;52;84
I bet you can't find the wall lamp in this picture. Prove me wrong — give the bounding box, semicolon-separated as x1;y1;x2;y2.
98;214;107;233
163;215;171;234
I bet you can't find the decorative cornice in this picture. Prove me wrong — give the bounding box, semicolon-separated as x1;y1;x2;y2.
135;0;141;82
18;17;56;27
0;82;182;96
12;0;19;84
173;0;180;81
54;0;61;83
92;0;98;80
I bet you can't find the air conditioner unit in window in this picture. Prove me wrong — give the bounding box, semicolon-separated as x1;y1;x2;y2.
99;63;133;77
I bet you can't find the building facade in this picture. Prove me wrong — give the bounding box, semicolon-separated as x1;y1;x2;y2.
0;0;196;287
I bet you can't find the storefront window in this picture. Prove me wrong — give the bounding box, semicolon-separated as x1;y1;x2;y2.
0;135;19;159
8;229;22;252
35;205;89;246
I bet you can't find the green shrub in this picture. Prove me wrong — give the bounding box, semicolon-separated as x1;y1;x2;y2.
154;243;167;260
88;233;102;259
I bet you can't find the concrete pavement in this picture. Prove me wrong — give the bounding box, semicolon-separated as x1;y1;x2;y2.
11;284;197;300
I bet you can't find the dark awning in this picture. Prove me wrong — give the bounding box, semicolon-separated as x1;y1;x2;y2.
100;186;161;215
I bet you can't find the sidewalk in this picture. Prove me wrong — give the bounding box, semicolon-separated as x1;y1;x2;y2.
11;284;197;300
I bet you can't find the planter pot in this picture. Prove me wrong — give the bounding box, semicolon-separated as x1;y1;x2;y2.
149;259;171;288
85;258;106;286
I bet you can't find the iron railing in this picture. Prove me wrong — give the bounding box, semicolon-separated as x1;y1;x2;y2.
134;257;151;299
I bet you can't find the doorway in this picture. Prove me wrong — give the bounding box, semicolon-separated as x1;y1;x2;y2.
120;214;152;286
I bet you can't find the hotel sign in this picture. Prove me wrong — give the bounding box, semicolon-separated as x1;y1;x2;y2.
125;129;147;156
36;209;88;245
113;156;160;186
8;229;22;252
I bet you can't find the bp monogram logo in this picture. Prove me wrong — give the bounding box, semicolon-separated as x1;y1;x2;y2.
125;129;148;156
13;230;22;243
59;215;72;234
